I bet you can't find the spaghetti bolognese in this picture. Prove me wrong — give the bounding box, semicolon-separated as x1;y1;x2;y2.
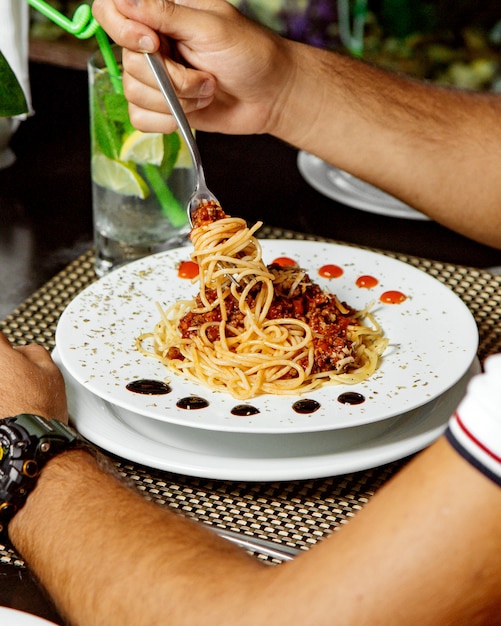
137;203;388;399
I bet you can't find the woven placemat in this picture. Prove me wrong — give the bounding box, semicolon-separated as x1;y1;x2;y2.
1;227;500;566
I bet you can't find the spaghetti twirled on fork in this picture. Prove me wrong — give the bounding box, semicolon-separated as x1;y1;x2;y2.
137;204;388;400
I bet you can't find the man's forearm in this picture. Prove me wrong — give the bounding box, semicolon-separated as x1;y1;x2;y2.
9;450;270;626
276;41;501;247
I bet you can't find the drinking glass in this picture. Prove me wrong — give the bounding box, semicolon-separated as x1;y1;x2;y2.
88;47;194;276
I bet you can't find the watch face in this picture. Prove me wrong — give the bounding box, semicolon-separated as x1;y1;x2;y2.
0;421;29;485
0;421;35;510
0;430;9;464
0;429;12;500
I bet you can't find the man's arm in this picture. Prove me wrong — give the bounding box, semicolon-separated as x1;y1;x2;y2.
92;0;501;248
279;43;501;248
9;449;268;625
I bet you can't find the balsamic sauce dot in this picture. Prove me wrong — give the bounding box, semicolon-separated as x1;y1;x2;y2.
292;399;320;414
126;379;172;395
231;404;260;416
337;392;365;405
176;396;210;410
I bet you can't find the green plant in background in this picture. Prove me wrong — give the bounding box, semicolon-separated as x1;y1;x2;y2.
229;0;501;89
365;0;501;90
376;0;501;38
231;0;356;52
378;0;436;38
0;51;29;118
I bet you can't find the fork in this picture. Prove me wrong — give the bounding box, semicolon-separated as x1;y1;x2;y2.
209;525;303;562
144;52;240;285
144;52;222;228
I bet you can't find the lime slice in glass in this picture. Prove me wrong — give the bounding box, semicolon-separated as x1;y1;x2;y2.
175;135;193;168
119;130;164;165
92;154;150;198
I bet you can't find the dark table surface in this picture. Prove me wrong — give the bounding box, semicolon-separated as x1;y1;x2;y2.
0;61;500;624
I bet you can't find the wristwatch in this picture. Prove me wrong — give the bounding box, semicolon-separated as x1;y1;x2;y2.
0;413;85;536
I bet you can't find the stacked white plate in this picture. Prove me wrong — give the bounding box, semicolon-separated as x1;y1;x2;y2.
297;151;429;221
54;240;479;481
0;607;57;625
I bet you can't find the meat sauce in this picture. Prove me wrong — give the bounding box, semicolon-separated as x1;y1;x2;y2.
175;265;360;377
190;202;226;229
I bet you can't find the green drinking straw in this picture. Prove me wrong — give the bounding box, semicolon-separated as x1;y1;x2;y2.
22;2;123;111
25;0;98;38
25;0;122;91
24;0;186;224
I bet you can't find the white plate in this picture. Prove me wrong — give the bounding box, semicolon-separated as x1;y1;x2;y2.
57;352;479;481
55;240;478;434
297;151;429;221
0;607;57;625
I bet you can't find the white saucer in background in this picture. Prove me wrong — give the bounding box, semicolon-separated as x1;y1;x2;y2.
297;151;429;221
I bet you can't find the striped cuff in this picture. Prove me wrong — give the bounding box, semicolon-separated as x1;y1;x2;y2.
445;355;501;487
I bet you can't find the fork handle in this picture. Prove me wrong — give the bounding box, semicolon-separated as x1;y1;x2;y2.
144;52;205;184
209;525;302;562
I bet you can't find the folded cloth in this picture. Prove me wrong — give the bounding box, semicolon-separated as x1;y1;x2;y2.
446;354;501;486
0;0;32;168
0;0;32;116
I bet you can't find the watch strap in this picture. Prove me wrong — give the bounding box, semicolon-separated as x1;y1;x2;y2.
0;414;89;537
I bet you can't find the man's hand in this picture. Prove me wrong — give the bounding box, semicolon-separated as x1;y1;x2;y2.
92;0;292;136
0;333;68;423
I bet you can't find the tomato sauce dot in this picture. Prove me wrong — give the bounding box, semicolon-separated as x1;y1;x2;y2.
380;290;407;304
356;275;378;288
178;260;199;279
272;257;297;267
318;264;343;278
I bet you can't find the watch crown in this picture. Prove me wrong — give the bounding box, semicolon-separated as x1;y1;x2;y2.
22;460;38;478
0;501;17;531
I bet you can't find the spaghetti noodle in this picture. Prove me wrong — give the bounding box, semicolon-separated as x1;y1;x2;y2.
137;204;388;400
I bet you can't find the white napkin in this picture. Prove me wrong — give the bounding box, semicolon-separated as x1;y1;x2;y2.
0;0;32;167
